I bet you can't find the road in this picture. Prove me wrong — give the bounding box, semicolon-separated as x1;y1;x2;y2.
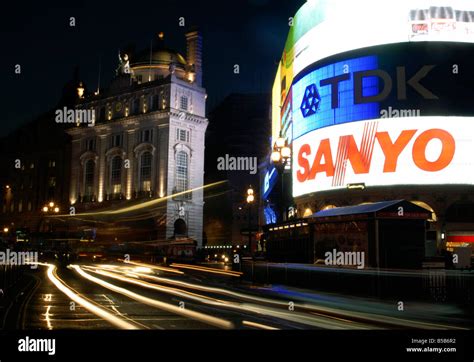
13;260;473;330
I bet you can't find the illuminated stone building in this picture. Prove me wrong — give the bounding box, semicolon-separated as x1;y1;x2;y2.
67;31;207;246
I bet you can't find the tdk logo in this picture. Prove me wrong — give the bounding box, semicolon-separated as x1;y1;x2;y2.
300;84;321;118
300;64;438;112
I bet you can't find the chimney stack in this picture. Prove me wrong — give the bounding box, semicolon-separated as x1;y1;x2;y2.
185;30;203;87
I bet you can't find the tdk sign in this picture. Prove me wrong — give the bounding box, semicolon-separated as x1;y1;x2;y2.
291;55;438;140
300;84;321;118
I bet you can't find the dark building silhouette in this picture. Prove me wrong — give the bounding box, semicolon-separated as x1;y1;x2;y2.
204;93;271;248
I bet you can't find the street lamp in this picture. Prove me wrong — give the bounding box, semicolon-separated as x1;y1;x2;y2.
246;186;255;253
43;202;59;213
271;135;292;222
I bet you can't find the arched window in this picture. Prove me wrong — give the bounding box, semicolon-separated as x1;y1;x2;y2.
111;156;122;194
84;159;95;196
140;152;152;192
176;151;188;193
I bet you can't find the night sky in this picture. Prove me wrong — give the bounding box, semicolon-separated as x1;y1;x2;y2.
0;0;305;137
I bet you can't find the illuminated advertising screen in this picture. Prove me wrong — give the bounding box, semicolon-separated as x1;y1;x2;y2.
293;116;474;197
272;1;474;142
286;1;474;79
263;166;278;200
290;42;474;133
292;55;380;140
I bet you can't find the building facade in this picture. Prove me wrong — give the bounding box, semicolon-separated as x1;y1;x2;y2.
67;31;208;246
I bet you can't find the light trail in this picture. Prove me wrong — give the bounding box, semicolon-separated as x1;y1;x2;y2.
81;265;374;329
48;181;227;219
118;260;184;275
71;265;234;329
242;320;279;330
45;263;139;330
81;266;233;306
89;263;468;330
169;263;242;277
43;305;53;330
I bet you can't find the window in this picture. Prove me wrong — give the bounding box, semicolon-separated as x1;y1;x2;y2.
10;202;14;213
48;177;56;187
137;75;143;84
18;200;23;213
180;96;188;111
111;134;123;148
151;94;159;111
139;129;153;143
139;152;152;192
132;99;140;114
48;160;56;168
99;107;106;121
111;156;122;194
84;159;95;196
85;138;95;151
30;163;34;169
176;151;188;193
176;128;189;142
27;201;32;212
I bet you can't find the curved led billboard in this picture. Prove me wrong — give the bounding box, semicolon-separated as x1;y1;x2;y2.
272;0;474;143
293;116;474;197
288;42;474;197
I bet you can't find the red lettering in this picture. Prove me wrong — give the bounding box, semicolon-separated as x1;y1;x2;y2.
308;139;334;179
413;129;455;172
345;135;371;174
297;144;311;182
376;130;417;172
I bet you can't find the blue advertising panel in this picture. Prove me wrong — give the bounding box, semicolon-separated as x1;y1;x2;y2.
263;166;278;200
292;56;380;140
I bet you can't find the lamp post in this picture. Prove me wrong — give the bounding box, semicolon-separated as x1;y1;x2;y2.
246;186;255;253
42;201;60;233
271;136;292;222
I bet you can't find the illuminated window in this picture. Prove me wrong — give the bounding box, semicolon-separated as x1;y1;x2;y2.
27;201;32;211
84;159;95;196
139;152;152;192
18;200;23;213
180;96;188;111
176;128;189;142
175;151;188;193
110;156;122;194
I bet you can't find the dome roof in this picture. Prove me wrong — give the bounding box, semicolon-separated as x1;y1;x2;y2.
131;47;187;68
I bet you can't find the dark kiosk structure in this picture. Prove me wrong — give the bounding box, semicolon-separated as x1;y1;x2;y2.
264;200;430;269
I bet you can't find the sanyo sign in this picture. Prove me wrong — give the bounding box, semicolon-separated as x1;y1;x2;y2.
292;116;474;197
